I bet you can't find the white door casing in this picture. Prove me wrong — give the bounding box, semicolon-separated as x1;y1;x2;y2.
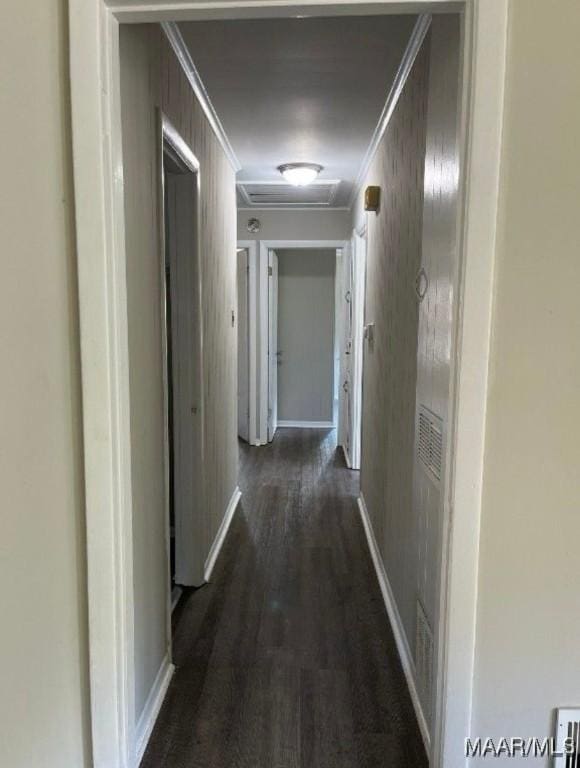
350;229;367;470
69;3;508;767
268;249;278;442
340;242;354;464
237;240;258;445
237;248;250;442
160;117;205;591
338;233;365;470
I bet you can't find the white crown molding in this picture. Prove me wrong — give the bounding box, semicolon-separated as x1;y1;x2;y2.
163;16;431;209
348;12;432;209
162;21;242;172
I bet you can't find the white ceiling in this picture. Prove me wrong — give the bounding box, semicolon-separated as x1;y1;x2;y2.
178;15;416;208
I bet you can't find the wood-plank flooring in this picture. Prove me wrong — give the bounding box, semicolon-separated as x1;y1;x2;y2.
141;428;427;768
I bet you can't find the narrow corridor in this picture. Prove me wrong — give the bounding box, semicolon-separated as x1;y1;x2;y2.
141;429;427;768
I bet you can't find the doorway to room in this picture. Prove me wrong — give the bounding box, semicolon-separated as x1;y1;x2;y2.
71;4;508;768
273;248;337;433
160;118;206;606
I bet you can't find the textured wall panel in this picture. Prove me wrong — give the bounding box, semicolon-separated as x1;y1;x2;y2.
354;37;430;644
120;24;237;721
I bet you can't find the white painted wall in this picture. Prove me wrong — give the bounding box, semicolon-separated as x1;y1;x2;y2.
471;0;580;760
237;208;351;242
0;1;91;766
277;249;336;424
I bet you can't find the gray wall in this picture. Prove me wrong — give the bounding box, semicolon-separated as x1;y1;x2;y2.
237;208;351;242
277;249;336;423
472;0;580;759
0;0;91;765
354;31;429;648
120;25;238;722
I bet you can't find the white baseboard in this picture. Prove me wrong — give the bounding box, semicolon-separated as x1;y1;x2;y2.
277;420;335;429
341;443;352;468
357;494;430;753
135;654;175;765
204;485;241;582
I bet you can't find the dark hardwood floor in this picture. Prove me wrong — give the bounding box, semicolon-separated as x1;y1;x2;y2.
141;428;427;768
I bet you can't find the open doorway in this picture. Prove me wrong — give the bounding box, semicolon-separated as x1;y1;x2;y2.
73;5;508;768
268;247;338;436
160;116;206;604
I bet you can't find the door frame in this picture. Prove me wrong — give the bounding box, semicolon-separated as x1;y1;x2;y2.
350;224;367;470
259;240;348;442
267;248;278;440
159;112;206;592
69;2;508;767
237;240;258;444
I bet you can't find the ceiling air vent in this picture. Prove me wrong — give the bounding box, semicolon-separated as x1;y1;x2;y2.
237;179;341;208
417;406;444;482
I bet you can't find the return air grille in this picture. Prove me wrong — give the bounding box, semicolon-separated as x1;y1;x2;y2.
417;406;444;481
237;180;341;207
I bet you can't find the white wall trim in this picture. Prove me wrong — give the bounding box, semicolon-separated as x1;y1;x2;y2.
433;4;509;767
341;443;352;468
349;13;432;208
161;22;241;172
204;486;241;582
278;420;335;429
237;240;259;445
357;494;430;750
135;656;175;765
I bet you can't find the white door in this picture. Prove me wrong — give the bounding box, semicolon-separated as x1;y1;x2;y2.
268;249;278;442
237;248;250;442
339;244;354;463
350;231;366;470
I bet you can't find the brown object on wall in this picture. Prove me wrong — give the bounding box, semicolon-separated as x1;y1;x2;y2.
364;185;381;212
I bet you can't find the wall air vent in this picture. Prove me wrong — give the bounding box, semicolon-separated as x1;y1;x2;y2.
417;405;444;482
554;709;580;767
415;600;434;726
237;179;341;208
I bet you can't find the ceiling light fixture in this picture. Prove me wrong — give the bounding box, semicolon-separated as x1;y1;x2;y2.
278;162;323;187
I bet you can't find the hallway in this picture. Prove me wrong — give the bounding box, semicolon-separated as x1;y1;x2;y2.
141;429;427;768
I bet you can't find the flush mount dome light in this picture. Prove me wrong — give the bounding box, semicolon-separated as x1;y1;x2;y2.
278;162;323;186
